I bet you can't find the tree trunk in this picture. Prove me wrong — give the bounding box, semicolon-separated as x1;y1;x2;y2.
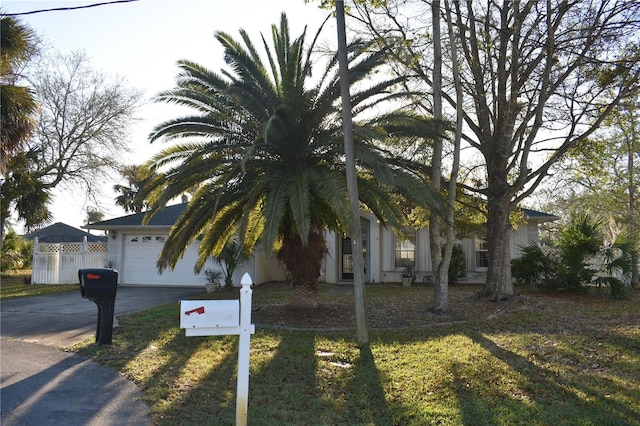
438;0;463;312
277;230;326;307
484;193;514;301
627;116;639;288
430;0;449;314
336;0;369;347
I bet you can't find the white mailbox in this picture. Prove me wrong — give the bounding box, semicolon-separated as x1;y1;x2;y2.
180;273;255;426
180;300;240;336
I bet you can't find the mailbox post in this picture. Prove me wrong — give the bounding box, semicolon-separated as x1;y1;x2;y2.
79;268;118;345
180;272;255;426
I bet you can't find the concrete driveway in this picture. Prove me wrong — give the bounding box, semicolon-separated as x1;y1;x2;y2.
1;286;205;426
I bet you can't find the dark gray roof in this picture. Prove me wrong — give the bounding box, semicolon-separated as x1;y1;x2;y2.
23;222;107;243
84;203;187;229
84;203;558;231
522;208;560;222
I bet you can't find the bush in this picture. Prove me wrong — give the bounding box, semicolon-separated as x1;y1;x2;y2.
1;230;33;271
203;269;223;292
447;244;466;284
512;244;558;289
556;215;601;290
511;215;635;298
214;240;248;290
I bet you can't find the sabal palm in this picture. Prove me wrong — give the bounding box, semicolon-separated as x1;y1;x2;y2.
143;13;436;293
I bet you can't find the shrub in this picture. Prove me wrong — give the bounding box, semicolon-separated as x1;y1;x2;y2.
447;244;466;284
214;240;248;290
1;230;32;271
556;215;601;290
593;231;636;299
511;215;635;298
512;244;558;289
203;268;223;292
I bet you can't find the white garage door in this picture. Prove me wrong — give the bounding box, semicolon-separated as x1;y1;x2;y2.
122;234;204;286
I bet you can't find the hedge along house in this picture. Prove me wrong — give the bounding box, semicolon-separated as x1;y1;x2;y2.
85;203;558;287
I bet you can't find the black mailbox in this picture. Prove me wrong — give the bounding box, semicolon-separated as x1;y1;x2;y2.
79;268;118;345
79;268;118;299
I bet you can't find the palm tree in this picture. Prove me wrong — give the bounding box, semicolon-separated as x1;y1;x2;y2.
142;13;438;302
0;149;52;234
113;164;151;213
1;16;38;172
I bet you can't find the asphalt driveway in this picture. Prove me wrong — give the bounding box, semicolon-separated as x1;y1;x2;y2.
1;286;205;426
1;286;204;346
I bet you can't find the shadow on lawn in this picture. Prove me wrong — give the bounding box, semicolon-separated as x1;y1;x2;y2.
249;332;324;424
460;330;640;425
344;346;394;424
108;308;394;424
142;333;239;424
247;332;394;425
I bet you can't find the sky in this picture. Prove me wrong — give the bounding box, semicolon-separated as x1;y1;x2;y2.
4;0;334;232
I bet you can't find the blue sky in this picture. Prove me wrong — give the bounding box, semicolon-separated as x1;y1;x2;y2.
4;0;334;230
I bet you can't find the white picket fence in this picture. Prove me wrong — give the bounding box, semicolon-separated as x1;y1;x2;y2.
32;237;108;284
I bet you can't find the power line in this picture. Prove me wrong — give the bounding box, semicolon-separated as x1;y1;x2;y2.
1;0;140;17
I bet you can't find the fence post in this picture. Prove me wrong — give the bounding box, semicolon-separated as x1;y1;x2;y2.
32;237;39;284
54;242;61;284
82;236;88;269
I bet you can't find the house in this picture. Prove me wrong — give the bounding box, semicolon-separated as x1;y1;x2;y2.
27;223;108;285
23;222;107;243
323;209;559;284
83;204;287;286
84;203;558;287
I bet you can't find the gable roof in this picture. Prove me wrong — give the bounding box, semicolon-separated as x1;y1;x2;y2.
522;208;560;222
83;203;187;230
23;222;107;243
84;203;559;231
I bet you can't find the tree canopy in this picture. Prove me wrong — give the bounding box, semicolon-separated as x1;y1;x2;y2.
1;42;141;233
351;0;640;300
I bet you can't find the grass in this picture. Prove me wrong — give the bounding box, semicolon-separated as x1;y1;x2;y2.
72;284;640;425
1;270;77;300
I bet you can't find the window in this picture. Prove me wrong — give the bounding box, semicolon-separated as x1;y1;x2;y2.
395;232;416;268
475;237;488;268
128;235;167;244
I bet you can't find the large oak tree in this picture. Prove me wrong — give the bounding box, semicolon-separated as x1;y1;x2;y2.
352;0;640;300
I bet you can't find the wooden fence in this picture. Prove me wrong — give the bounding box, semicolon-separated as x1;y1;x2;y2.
31;237;108;284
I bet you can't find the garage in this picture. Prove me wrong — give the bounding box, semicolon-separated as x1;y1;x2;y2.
84;203;285;286
121;233;205;286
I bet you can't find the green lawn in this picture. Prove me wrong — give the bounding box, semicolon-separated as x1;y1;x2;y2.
73;284;640;425
1;271;77;300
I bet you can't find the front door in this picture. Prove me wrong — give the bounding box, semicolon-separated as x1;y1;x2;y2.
340;218;369;281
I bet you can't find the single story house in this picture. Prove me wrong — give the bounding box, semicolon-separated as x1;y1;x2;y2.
84;203;558;287
84;204;286;286
28;223;108;285
324;209;558;284
24;222;107;243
